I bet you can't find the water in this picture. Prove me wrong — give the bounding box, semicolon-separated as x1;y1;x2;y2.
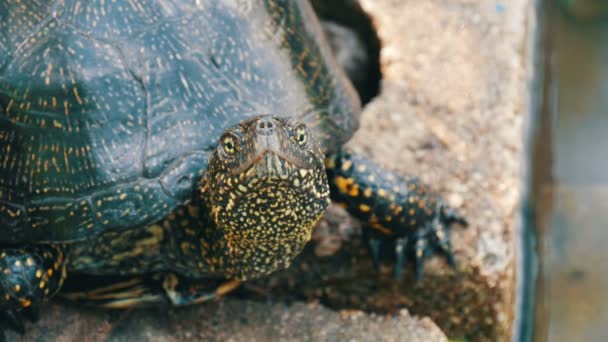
523;2;608;341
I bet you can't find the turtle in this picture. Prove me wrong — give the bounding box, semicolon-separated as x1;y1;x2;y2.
0;0;467;335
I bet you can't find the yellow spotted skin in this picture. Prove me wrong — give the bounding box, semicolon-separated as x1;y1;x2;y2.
326;148;467;277
0;245;66;312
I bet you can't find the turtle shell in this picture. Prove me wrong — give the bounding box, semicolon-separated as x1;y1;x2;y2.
0;0;360;243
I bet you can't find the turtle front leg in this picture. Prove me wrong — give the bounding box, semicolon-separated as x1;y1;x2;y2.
325;148;467;279
0;244;67;334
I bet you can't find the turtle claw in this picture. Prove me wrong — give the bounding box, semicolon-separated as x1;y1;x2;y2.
411;229;428;281
393;237;407;279
368;217;460;280
429;216;459;271
442;206;468;227
367;237;382;269
445;251;457;269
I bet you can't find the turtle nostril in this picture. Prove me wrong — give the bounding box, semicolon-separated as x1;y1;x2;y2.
256;118;274;135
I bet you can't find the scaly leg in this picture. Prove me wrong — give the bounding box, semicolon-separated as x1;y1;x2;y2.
326;148;467;279
0;244;67;335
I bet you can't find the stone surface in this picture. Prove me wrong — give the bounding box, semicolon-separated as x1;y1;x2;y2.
8;299;446;342
350;0;527;339
5;0;530;341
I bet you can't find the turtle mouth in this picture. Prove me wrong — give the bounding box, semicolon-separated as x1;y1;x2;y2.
233;150;305;177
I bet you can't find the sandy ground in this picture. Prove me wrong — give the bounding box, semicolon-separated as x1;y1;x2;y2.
6;0;530;341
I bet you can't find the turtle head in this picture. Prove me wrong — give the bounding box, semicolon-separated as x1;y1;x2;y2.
203;115;329;279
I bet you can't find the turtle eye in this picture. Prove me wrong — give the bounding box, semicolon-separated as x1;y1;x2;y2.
294;124;308;146
222;134;238;156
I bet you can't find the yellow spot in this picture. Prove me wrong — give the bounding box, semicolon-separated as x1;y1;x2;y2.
14;284;20;292
180;242;191;252
215;279;241;296
363;188;372;198
238;184;248;192
73;87;83;104
410;219;416;225
7;209;20;218
335;176;355;195
47;269;54;277
436;230;445;240
14;260;21;267
385;216;393;222
370;222;391;234
408;196;416;204
325;158;335;169
347;184;359;197
119;193;127;200
359;204;371;212
409;209;415;216
21;299;32;308
39;281;46;289
368;175;375;182
4;294;9;300
341;160;352;172
378;189;387;198
45;63;53;85
416;249;423;258
418;200;426;208
26;258;34;266
5;99;13;113
408;183;417;191
357;165;366;172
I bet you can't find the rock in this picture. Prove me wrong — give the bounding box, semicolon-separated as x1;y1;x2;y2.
6;299;446;342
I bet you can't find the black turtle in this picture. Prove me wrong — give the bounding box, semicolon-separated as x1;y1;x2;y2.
0;0;466;335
